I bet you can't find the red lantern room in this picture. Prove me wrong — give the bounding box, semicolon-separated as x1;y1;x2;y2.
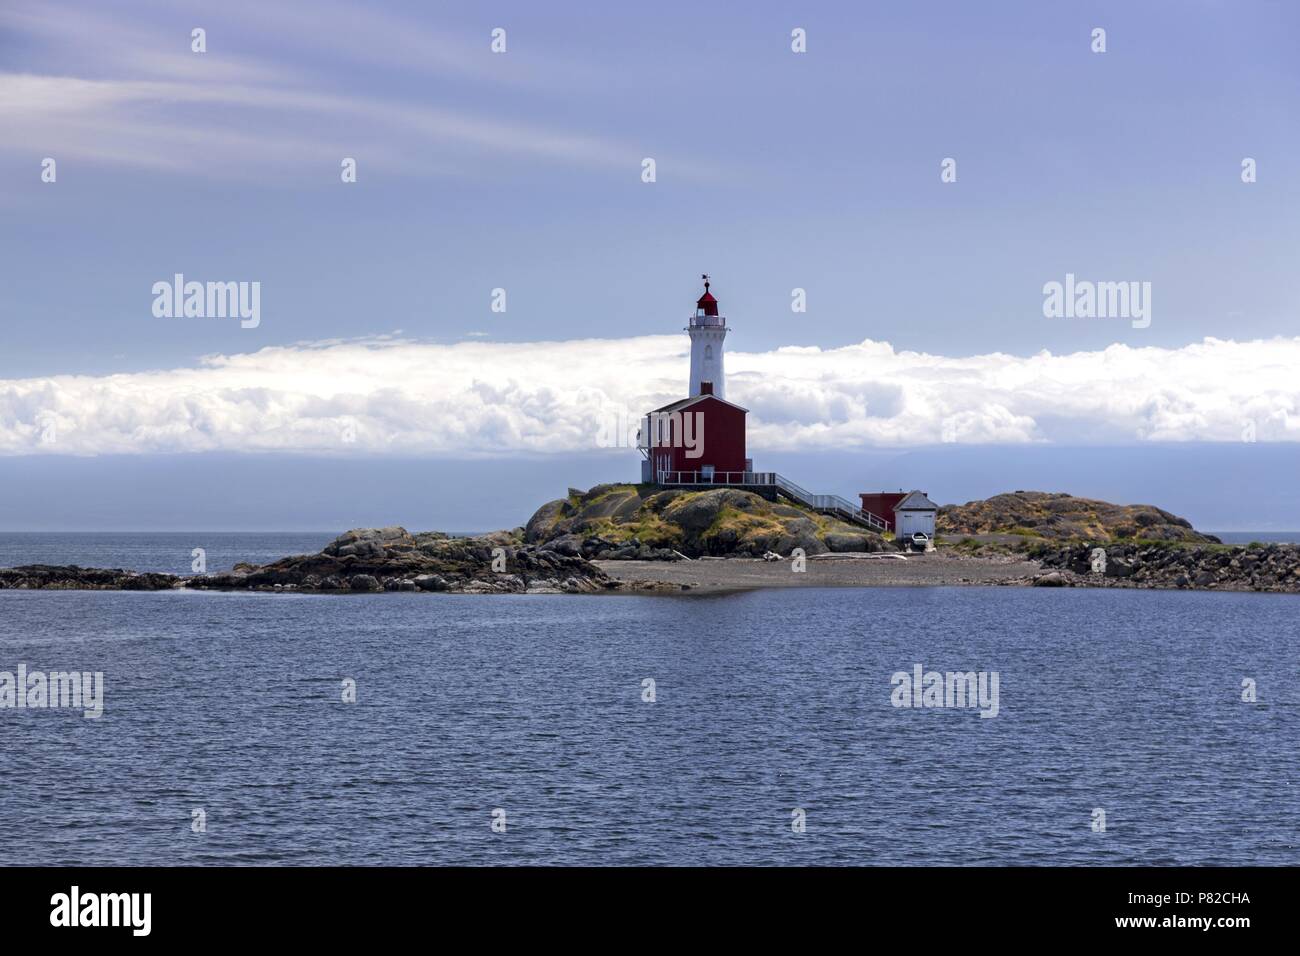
695;278;719;317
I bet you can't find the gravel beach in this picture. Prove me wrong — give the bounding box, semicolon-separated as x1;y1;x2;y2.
596;552;1044;592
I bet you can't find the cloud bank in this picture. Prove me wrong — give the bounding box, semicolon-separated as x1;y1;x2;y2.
2;335;1298;457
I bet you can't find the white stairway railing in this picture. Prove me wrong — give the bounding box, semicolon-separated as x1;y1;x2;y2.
653;470;889;533
772;474;889;532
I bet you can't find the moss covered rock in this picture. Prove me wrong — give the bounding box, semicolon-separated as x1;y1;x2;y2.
938;491;1217;543
524;484;886;558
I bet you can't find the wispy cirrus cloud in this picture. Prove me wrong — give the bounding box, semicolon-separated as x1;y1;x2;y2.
1;71;652;177
2;334;1297;457
0;0;705;180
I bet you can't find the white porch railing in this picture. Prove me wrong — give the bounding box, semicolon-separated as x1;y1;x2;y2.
656;470;776;486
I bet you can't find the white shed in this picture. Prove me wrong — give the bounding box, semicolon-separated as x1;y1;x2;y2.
893;490;939;540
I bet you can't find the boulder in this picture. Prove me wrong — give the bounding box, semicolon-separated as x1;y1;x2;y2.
824;532;879;553
663;489;758;536
524;499;568;543
540;534;583;557
775;529;828;556
1103;558;1136;578
772;517;828;556
325;527;416;559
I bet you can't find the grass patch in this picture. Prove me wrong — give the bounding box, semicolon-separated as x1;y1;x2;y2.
582;483;638;505
580;513;682;549
1005;526;1045;538
702;505;785;541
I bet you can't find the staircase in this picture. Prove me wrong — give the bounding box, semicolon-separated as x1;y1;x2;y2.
650;469;891;533
772;474;890;533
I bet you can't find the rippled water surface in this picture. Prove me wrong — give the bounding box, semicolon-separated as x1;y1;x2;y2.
0;532;335;575
0;537;1296;865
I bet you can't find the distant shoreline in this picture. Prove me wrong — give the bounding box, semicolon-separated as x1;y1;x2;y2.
4;531;1300;596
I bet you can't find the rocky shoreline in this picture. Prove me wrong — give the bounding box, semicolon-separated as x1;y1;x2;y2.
5;537;1299;596
2;492;1299;596
0;527;624;595
1026;541;1300;593
0;565;181;591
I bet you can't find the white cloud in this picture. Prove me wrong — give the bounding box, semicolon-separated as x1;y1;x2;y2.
2;335;1298;457
0;71;649;179
0;1;718;181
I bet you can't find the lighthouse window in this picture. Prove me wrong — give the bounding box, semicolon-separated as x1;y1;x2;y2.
705;344;713;361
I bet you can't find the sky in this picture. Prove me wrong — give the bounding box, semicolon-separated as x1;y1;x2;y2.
1;0;1298;530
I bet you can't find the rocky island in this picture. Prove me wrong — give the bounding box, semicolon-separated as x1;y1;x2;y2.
1;486;1298;595
0;527;618;595
938;490;1217;543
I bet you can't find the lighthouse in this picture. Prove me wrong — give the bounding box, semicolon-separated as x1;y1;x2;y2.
639;275;749;484
686;274;727;400
632;275;893;535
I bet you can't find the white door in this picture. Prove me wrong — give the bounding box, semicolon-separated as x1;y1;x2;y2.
898;511;935;537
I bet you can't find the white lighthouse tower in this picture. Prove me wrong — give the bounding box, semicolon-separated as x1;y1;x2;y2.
687;274;727;399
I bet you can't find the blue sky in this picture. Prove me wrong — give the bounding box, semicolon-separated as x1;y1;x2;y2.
1;0;1298;529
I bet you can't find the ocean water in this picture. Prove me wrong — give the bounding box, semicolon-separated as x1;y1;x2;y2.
0;535;1296;866
1209;531;1300;545
0;532;335;575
